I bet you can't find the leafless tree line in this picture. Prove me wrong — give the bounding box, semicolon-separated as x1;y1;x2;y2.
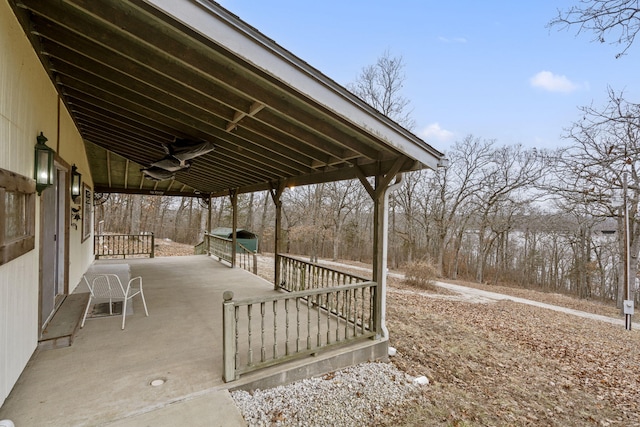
95;194;207;245
97;93;639;309
94;90;640;309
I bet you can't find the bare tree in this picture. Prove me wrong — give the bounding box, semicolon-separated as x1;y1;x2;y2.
549;0;640;57
130;195;142;235
554;88;640;307
157;196;172;237
245;192;255;230
257;191;273;251
349;49;425;268
472;144;545;283
326;180;362;261
392;171;423;266
348;50;415;129
430;136;495;277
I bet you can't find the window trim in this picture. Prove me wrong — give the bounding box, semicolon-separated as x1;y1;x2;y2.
0;168;36;265
81;182;92;243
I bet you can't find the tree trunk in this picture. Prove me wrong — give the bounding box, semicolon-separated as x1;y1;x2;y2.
245;192;255;230
259;192;270;251
477;226;486;283
174;197;188;241
332;221;341;262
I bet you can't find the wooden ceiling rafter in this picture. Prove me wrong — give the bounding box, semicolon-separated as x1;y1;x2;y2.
9;0;444;197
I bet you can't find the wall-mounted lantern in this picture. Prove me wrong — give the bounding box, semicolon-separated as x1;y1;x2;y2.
71;164;82;202
34;132;54;195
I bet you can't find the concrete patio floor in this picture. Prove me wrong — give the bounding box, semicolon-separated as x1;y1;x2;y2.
0;255;276;426
0;255;387;426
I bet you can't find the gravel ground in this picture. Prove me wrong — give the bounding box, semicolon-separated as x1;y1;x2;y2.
230;361;427;426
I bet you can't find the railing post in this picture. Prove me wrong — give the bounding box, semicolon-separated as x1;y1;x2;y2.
150;232;155;258
206;194;212;256
222;291;236;382
252;252;257;275
230;189;238;268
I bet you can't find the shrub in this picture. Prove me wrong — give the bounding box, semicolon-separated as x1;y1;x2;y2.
403;261;438;291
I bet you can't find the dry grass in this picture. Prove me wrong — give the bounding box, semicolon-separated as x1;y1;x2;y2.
386;295;639;426
153;238;197;257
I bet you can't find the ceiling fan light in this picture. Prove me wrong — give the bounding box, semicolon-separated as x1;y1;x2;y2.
141;167;175;181
169;138;215;161
150;156;191;172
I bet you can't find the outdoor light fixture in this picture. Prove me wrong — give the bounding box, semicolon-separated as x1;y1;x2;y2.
437;158;450;169
34;132;54;195
71;164;82;202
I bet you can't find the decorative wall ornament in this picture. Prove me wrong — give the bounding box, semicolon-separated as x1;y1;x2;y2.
82;183;92;242
93;192;110;206
71;206;81;230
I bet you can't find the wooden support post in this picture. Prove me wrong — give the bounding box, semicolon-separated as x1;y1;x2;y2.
372;176;384;337
207;194;212;255
150;232;155;258
230;189;238;268
269;181;285;290
355;162;405;339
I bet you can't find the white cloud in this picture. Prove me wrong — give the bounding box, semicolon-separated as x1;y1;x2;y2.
420;123;455;143
437;36;467;44
530;71;579;93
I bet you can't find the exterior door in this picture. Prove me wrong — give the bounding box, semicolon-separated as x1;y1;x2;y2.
40;165;67;329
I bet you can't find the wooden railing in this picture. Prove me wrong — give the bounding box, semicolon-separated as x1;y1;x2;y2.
277;254;368;292
194;240;206;255
222;281;377;382
197;233;257;275
94;233;155;259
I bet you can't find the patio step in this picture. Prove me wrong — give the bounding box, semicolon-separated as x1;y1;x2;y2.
38;293;89;351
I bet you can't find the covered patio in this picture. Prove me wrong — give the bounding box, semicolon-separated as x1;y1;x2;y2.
7;0;444;339
0;255;381;425
1;0;445;422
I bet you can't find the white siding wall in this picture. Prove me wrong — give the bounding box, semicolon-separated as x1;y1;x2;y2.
1;0;93;406
0;252;39;407
59;108;95;293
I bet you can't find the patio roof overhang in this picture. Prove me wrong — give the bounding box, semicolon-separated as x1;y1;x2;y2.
8;0;444;198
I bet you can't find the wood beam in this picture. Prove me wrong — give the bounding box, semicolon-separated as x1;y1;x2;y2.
226;101;265;131
230;189;238;268
269;180;285;290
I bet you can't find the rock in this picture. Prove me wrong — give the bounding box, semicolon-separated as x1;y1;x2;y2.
413;375;430;385
231;362;423;425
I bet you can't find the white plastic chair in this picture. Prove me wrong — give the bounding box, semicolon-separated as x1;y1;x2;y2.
81;273;149;330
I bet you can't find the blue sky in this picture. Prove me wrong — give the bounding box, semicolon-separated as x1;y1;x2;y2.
217;1;639;152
